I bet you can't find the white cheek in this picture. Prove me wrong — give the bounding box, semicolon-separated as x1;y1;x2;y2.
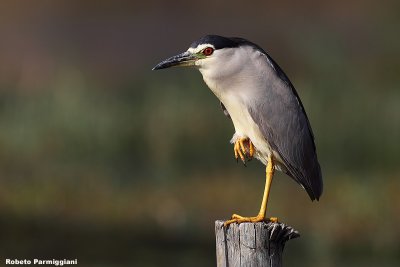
196;57;215;70
195;59;203;67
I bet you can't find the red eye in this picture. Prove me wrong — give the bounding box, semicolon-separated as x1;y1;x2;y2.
203;47;214;56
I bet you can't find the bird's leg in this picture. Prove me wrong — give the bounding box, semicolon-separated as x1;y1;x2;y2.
224;155;278;226
233;138;255;164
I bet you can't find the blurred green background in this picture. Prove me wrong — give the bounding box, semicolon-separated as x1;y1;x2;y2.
0;1;399;266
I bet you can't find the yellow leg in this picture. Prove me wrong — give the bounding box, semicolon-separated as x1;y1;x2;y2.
234;141;245;163
249;141;255;158
233;138;254;164
224;155;278;226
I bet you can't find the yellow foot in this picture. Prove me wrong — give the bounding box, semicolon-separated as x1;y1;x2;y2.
234;138;255;164
223;214;279;227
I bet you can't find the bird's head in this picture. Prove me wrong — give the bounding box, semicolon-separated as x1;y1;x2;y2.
152;35;240;72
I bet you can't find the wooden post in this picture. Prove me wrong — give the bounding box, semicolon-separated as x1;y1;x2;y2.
215;221;299;267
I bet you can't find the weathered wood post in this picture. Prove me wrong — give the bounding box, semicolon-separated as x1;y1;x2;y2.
215;221;299;267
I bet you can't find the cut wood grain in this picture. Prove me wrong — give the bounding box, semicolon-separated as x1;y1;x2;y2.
215;221;299;267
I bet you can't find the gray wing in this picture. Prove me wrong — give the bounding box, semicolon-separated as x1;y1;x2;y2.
248;55;323;201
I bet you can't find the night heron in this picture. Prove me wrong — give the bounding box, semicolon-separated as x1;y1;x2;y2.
152;35;323;226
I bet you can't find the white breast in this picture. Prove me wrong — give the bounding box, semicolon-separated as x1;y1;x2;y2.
220;93;272;165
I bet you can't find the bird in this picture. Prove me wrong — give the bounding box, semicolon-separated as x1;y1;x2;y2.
152;35;323;226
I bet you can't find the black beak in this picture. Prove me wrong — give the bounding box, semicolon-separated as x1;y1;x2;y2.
152;51;197;70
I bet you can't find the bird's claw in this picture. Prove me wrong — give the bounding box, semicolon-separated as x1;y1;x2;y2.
234;138;254;165
224;214;278;227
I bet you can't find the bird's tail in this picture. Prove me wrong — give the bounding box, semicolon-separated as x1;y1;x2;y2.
303;159;323;201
